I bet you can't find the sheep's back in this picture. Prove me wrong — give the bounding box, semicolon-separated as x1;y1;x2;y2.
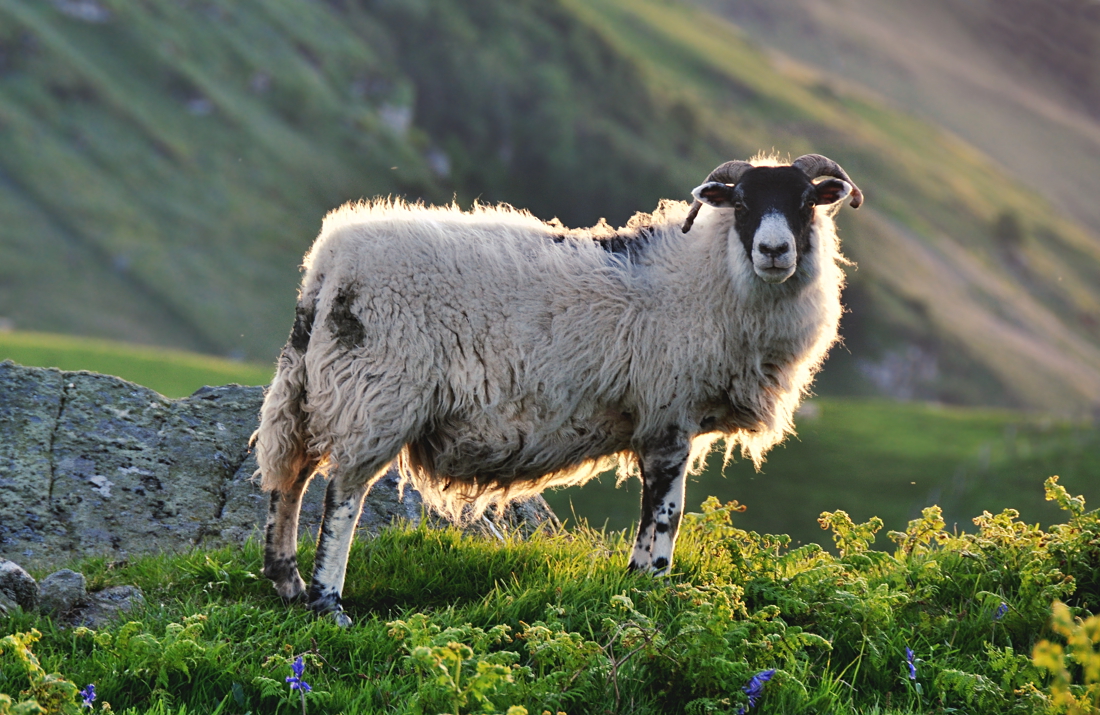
298;202;646;448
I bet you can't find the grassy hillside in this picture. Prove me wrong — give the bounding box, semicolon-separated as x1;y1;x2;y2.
0;0;707;360
2;484;1099;713
693;0;1100;238
0;330;271;398
2;0;1100;412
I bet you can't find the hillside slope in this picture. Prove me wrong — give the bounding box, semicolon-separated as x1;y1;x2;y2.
1;0;1100;412
693;0;1100;287
0;0;712;359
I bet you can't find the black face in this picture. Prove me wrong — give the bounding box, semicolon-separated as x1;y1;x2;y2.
691;165;852;283
728;167;816;262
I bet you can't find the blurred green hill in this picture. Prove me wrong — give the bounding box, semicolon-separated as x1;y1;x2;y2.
2;0;1100;413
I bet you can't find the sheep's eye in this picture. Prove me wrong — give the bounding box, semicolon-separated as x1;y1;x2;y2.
733;201;746;212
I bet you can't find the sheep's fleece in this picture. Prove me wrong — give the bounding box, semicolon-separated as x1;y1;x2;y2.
255;156;855;625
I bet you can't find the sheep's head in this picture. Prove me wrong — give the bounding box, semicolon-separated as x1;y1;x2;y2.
682;154;862;284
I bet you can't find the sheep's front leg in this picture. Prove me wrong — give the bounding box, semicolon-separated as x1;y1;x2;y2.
628;429;690;575
307;473;370;628
262;464;315;601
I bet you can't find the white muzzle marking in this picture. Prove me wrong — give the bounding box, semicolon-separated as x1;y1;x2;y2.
753;212;796;283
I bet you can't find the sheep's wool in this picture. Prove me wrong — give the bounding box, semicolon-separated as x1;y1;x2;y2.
255;191;848;521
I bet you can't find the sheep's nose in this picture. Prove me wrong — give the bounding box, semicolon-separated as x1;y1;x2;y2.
758;242;790;258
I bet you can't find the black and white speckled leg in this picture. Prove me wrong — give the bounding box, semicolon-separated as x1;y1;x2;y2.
628;428;690;575
307;472;371;627
262;464;315;601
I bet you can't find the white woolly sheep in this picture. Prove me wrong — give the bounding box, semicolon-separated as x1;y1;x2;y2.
254;153;863;625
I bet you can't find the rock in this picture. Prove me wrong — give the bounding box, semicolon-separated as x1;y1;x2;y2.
0;590;17;616
38;569;87;616
68;585;145;629
32;568;143;627
0;559;39;611
0;361;560;567
0;363;61;562
491;493;562;536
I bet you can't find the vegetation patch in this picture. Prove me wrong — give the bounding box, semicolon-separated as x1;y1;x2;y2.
1;477;1097;714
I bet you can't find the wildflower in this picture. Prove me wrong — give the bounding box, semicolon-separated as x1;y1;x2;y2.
80;683;96;709
737;668;776;713
905;647;917;680
993;602;1008;621
286;656;312;693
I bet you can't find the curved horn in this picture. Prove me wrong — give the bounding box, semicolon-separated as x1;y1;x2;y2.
791;154;863;209
681;160;754;233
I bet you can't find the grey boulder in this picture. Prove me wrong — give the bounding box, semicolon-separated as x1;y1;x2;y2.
69;585;146;629
38;569;87;616
0;558;38;611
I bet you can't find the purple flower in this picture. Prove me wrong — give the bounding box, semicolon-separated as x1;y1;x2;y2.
905;647;917;680
993;602;1008;621
286;656;312;693
737;669;776;713
80;683;96;709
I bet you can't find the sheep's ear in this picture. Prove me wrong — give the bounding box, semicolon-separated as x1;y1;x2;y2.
814;179;852;206
691;181;737;208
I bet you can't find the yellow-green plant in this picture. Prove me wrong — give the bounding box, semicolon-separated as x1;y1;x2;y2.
74;614;212;692
0;630;78;715
388;614;525;715
1032;601;1100;714
817;510;884;558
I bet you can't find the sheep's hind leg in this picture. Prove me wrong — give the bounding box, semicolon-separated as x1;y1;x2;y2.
262;463;316;601
306;465;380;627
628;429;690;575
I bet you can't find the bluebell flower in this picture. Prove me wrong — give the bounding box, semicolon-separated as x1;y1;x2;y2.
736;668;776;713
286;656;312;693
993;602;1008;621
905;647;917;680
79;683;96;709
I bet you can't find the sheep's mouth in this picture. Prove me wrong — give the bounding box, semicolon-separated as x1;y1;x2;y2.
754;264;795;284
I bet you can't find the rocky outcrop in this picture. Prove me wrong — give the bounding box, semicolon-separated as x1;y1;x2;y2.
0;361;558;568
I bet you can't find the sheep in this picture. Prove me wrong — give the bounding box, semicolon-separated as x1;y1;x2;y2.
254;153;863;626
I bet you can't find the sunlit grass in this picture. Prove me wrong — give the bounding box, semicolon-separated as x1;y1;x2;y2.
0;330;272;398
3;478;1097;714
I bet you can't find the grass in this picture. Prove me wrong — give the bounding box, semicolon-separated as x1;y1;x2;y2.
0;330;272;398
1;477;1098;714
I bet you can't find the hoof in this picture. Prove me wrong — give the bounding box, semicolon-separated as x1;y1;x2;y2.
271;576;307;602
264;557;307;601
308;589;350;626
